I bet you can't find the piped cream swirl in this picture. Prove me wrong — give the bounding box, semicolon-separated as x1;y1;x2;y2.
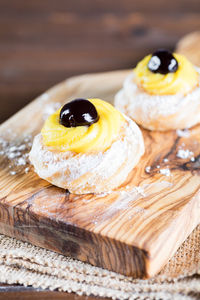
134;53;198;95
41;98;125;153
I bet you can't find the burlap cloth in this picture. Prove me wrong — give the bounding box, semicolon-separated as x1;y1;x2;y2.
0;224;198;299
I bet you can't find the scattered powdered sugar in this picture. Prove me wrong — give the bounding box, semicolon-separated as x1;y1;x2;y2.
43;102;61;120
128;206;146;218
145;166;151;173
9;171;16;176
159;168;171;177
176;149;194;159
142;180;173;191
17;157;27;166
0;134;32;176
24;167;30;173
134;186;146;197
176;129;190;138
8;151;21;159
123;185;146;197
94;185;146;200
90;181;173;225
95;191;112;198
95;188;144;222
146;163;172;177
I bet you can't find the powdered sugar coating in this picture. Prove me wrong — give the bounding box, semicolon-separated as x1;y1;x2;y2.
176;149;194;159
0;134;32;176
115;68;200;131
29;116;144;194
159;168;171;177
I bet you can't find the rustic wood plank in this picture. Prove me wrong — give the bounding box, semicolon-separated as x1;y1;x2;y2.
0;69;199;278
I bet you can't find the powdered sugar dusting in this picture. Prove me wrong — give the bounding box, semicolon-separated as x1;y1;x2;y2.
93;186;147;223
159;168;171;177
177;149;194;159
145;157;173;177
0;134;32;176
145;166;151;173
91;181;173;225
176;129;190;138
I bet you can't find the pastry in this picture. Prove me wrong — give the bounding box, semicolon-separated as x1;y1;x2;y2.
29;98;144;194
114;49;200;131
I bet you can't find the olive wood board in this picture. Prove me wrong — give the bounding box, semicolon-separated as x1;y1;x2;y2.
0;70;200;279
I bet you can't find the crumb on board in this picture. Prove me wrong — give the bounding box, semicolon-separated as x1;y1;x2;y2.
0;133;32;176
176;129;190;138
176;149;194;159
159;168;171;177
145;166;151;173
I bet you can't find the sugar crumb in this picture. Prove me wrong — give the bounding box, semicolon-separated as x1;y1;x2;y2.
10;171;16;176
17;144;26;151
145;166;151;173
0;134;32;175
160;168;171;177
9;146;18;152
134;186;146;197
177;149;194;159
25;167;30;173
17;157;27;166
176;129;190;138
8;152;21;159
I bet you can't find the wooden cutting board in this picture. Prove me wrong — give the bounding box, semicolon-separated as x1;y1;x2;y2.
0;65;200;278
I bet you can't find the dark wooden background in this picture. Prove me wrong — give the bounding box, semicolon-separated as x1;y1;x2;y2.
1;0;200;123
0;0;200;299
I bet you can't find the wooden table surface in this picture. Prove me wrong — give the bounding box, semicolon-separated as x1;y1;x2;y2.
0;0;200;299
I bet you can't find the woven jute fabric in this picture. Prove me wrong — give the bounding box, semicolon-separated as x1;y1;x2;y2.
0;225;199;299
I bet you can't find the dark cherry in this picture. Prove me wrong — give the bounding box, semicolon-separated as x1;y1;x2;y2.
147;49;178;74
59;98;99;128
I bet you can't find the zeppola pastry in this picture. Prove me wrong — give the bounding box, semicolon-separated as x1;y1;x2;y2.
29;98;144;194
115;49;200;131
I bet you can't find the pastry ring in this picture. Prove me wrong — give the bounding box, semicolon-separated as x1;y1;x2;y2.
29;98;144;194
115;49;200;131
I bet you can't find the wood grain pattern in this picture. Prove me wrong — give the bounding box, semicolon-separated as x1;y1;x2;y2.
0;70;200;278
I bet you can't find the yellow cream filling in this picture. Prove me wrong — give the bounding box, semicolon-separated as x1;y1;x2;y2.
134;53;199;95
41;98;125;153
